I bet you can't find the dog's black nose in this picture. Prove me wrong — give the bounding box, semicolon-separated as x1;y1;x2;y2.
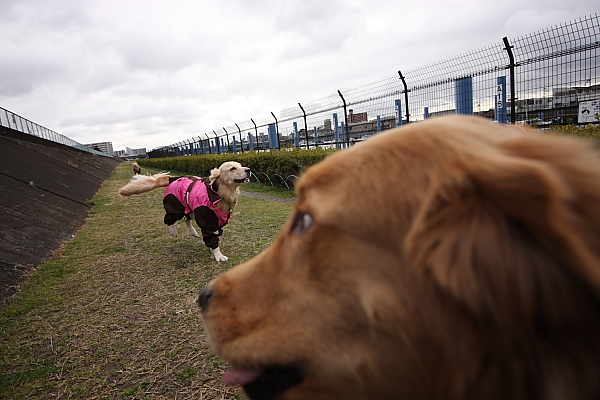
198;286;212;310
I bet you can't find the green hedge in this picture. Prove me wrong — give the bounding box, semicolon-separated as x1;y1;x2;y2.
546;123;600;145
137;148;336;186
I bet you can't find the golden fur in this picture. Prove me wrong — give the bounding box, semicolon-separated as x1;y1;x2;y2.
199;116;600;400
118;172;171;196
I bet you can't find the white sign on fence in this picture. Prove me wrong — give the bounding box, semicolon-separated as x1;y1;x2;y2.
578;100;600;123
496;84;503;110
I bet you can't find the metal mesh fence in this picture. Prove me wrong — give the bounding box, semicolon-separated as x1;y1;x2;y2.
3;15;597;158
150;14;598;158
0;107;113;157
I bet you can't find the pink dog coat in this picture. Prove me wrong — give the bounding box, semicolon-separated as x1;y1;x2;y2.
163;176;230;226
163;176;232;249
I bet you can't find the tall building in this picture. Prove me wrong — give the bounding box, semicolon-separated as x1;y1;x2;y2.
85;141;114;155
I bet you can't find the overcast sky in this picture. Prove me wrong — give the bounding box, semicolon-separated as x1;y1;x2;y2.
0;0;597;151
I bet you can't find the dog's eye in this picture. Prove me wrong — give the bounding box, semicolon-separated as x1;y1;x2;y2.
291;212;313;234
229;167;237;171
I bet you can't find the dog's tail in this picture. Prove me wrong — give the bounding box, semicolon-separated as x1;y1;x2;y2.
118;172;171;196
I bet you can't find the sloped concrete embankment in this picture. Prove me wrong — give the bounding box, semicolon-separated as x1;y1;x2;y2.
0;126;121;304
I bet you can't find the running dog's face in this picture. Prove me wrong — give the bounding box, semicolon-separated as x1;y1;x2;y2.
199;116;600;400
210;161;251;186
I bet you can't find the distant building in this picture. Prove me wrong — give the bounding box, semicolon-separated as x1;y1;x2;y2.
515;97;553;114
110;147;148;159
575;84;600;102
512;84;600;124
126;147;147;156
348;109;368;123
85;141;113;155
83;142;149;158
347;116;396;137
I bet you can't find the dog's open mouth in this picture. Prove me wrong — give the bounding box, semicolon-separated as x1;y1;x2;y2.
234;177;251;184
223;365;303;400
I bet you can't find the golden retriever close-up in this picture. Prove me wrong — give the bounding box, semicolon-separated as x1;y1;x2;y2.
198;115;600;400
119;161;250;261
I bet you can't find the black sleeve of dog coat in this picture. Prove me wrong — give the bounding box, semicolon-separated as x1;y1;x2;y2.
163;194;186;226
194;206;221;249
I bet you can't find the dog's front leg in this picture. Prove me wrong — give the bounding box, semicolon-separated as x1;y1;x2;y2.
184;218;200;237
211;247;228;262
168;224;178;237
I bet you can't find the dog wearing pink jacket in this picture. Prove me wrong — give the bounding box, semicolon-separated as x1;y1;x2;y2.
119;161;250;261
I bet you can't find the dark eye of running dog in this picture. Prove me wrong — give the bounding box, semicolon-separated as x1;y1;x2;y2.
230;167;237;171
291;212;313;234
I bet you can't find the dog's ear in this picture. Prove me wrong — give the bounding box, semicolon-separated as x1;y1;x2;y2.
404;145;600;324
209;167;221;184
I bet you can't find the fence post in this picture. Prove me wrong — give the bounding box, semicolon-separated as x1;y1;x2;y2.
223;127;230;153
212;131;220;154
271;112;281;149
251;118;259;151
395;99;403;126
502;37;516;123
398;71;410;123
235;123;244;154
333;113;339;148
293;122;299;147
196;136;203;155
298;103;308;150
205;134;212;154
337;90;349;148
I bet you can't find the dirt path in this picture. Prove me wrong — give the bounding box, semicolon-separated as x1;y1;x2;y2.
239;190;295;204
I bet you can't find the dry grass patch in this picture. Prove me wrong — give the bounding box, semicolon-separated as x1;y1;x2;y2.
0;163;292;399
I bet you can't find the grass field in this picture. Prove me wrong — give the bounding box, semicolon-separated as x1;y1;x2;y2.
0;163;293;399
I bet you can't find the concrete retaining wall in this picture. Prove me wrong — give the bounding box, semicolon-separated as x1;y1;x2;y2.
0;126;121;304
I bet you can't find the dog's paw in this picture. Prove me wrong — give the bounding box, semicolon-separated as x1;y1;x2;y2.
211;247;229;262
184;219;200;237
168;225;178;237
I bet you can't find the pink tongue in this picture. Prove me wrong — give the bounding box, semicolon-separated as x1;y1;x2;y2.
222;368;263;386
